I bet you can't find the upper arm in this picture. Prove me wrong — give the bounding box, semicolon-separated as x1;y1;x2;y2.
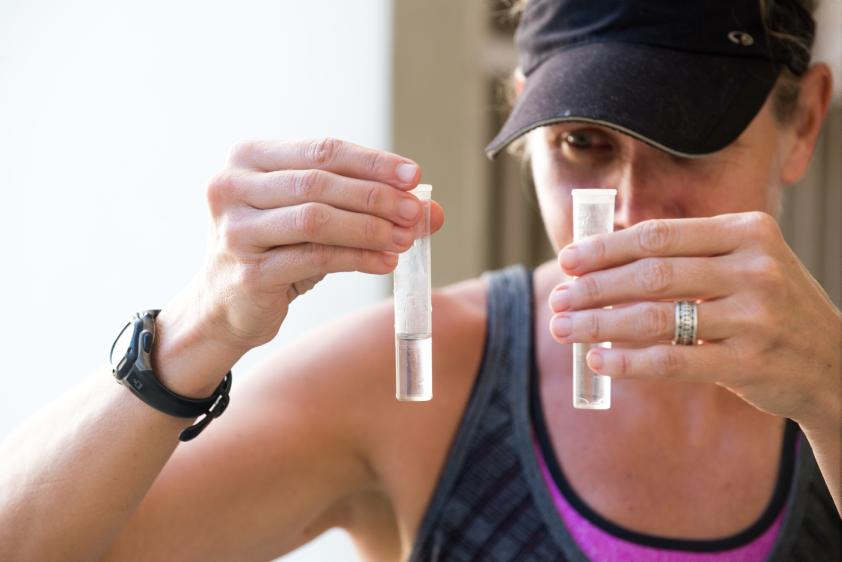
102;300;399;562
103;278;489;562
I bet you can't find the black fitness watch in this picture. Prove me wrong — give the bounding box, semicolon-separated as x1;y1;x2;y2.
110;309;232;441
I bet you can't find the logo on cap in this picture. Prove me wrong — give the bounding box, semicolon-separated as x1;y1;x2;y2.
727;31;754;47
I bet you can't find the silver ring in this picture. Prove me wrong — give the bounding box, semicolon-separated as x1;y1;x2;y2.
673;301;698;345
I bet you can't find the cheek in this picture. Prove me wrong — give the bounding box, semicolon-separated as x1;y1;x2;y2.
703;102;786;214
531;159;575;251
661;143;781;217
699;159;778;214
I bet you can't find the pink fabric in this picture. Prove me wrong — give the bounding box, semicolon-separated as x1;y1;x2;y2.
532;437;788;562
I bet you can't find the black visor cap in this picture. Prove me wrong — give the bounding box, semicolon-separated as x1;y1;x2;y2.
486;0;815;159
487;41;780;158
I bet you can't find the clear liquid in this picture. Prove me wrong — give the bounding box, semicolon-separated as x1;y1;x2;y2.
396;333;432;401
573;342;611;409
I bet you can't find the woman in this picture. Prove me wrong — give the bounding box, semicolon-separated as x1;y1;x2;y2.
1;0;839;561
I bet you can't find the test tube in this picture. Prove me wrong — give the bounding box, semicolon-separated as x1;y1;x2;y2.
571;188;617;409
394;184;433;401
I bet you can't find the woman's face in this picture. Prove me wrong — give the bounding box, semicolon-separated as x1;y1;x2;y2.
527;97;789;253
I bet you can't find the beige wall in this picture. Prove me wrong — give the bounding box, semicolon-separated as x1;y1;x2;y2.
392;0;491;288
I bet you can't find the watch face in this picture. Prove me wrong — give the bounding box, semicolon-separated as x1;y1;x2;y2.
110;320;136;371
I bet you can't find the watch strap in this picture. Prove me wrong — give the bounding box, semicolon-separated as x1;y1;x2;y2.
123;367;230;418
111;309;233;441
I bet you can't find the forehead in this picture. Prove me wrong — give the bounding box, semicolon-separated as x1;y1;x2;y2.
532;98;780;155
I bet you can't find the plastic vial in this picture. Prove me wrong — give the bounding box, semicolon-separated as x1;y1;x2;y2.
394;184;433;401
571;189;617;409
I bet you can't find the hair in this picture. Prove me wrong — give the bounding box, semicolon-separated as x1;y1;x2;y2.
500;0;819;157
760;0;818;122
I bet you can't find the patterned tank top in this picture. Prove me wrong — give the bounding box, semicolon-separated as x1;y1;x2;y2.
408;264;841;561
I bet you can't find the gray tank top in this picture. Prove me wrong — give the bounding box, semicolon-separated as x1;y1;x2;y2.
408;264;841;561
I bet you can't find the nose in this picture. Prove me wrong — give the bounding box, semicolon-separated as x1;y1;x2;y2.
612;148;681;229
614;187;660;230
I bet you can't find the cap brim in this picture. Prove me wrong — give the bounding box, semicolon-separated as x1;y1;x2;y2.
486;42;779;159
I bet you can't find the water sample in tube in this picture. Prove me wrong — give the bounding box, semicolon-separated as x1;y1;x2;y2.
394;184;432;401
572;188;616;409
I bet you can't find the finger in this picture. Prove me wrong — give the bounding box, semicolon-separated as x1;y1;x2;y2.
550;256;734;310
549;299;730;344
259;243;399;284
227;138;420;189
428;200;445;236
237;169;424;228
560;214;754;277
585;343;733;382
243;203;417;254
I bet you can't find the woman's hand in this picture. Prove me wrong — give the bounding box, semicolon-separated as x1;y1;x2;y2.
547;211;841;431
153;139;444;397
196;138;444;350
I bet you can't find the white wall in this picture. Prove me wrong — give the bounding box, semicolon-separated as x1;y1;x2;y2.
0;1;393;560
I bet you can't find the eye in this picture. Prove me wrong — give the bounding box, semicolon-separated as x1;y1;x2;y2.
564;131;593;148
561;129;612;151
551;128;615;165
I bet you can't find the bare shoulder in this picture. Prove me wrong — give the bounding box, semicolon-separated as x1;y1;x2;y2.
231;274;491;558
371;275;490;553
437;273;488;315
239;275;486;413
240;272;490;474
308;278;486;555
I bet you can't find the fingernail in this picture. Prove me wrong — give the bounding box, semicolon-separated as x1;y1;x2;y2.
561;246;579;270
550;286;570;311
398;198;419;220
587;350;604;371
552;316;571;338
396;162;418;184
392;226;413;248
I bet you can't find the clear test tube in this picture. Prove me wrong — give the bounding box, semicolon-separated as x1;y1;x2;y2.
394;184;433;401
571;188;616;409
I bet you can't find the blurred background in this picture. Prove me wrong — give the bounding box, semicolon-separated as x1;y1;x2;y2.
0;1;839;560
